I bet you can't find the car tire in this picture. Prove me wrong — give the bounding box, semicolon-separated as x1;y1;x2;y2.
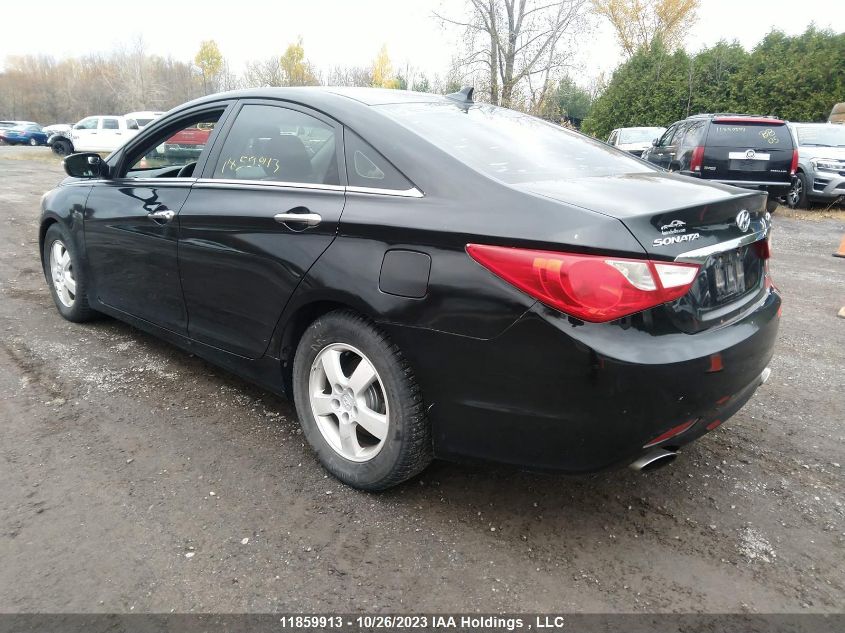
29;137;38;146
787;172;809;209
292;310;432;491
52;138;73;156
42;224;97;323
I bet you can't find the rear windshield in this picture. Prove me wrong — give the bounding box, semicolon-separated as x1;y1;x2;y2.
707;122;792;148
794;125;845;148
380;102;651;184
135;118;153;127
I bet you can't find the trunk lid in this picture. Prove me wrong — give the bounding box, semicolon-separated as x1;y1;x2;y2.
515;172;770;331
703;118;794;184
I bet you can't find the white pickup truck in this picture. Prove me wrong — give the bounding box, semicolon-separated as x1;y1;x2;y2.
68;115;140;153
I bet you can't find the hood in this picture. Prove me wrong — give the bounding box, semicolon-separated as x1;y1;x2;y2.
798;146;845;160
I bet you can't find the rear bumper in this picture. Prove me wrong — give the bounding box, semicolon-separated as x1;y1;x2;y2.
385;286;781;473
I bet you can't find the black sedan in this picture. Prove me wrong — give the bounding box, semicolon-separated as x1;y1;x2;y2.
39;87;780;490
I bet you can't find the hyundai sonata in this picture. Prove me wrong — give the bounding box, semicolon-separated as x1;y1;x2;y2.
40;87;780;490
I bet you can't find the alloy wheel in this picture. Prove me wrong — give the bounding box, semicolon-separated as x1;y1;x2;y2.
788;177;803;208
49;240;76;307
308;343;389;462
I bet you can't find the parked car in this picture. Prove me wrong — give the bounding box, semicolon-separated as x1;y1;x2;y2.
0;120;37;130
0;123;48;146
641;113;797;212
786;122;845;208
125;111;165;129
41;87;779;490
68;115;140;153
607;126;666;156
159;122;213;160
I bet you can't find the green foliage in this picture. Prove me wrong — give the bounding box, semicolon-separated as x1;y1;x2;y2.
556;76;594;121
582;27;845;139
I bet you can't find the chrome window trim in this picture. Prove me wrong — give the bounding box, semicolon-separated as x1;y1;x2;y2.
674;217;769;265
346;185;423;198
195;178;345;193
194;178;423;198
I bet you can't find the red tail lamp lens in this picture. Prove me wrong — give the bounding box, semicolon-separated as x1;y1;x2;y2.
466;244;700;323
690;146;705;172
790;149;799;176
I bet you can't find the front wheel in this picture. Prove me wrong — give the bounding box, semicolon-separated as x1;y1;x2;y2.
52;138;73;156
292;310;432;490
787;172;808;209
42;224;96;322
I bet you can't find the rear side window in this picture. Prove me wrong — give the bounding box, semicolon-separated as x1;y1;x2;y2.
103;118;120;130
707;122;792;147
344;130;413;191
213;104;339;185
680;120;706;146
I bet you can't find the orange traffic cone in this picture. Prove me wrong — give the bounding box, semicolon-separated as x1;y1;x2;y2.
835;234;845;258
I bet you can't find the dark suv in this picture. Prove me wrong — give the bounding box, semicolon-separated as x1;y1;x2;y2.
642;114;797;212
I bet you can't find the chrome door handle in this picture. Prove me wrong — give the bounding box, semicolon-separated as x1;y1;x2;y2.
148;210;175;222
274;212;322;227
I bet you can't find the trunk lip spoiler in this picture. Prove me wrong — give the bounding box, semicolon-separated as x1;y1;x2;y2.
674;216;770;265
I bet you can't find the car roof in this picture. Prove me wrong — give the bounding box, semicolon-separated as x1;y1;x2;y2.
174;86;453;112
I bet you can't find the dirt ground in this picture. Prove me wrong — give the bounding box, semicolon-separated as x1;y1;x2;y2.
0;148;843;614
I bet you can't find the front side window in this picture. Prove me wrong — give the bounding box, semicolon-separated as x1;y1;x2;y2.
381;102;650;184
102;118;120;130
345;130;413;191
658;125;677;147
76;117;98;130
125;111;224;176
213;104;339;185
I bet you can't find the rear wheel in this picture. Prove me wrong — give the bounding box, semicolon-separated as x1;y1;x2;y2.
42;224;96;322
787;172;808;209
29;137;38;146
292;310;432;490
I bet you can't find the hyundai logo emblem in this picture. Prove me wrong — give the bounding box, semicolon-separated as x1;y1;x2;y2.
736;209;751;233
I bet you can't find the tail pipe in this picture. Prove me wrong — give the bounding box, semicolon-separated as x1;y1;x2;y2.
629;448;678;472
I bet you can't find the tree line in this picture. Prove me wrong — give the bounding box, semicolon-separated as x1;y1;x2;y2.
0;38;457;125
582;26;845;138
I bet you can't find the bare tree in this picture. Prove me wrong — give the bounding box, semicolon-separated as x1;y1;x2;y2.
435;0;590;109
592;0;700;57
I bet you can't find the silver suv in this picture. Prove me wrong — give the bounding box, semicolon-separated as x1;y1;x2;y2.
786;123;845;208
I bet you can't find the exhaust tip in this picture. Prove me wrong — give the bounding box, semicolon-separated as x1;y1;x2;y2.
630;448;678;472
760;367;772;385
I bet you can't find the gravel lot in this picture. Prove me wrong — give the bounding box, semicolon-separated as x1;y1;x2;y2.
0;148;843;614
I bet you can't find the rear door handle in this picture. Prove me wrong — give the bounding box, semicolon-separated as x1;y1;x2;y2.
148;209;175;222
274;212;322;227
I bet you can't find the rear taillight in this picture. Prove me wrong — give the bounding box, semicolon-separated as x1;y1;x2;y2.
690;146;705;172
466;244;700;323
790;149;799;176
754;237;771;260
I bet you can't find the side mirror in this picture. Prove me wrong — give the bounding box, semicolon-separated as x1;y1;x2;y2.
652;138;659;146
64;153;107;179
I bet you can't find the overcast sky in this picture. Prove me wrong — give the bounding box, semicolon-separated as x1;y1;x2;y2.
1;0;842;84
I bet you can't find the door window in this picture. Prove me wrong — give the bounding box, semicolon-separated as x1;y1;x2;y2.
75;117;98;130
658;125;678;147
102;118;120;130
124;111;224;177
344;130;413;191
213;104;339;185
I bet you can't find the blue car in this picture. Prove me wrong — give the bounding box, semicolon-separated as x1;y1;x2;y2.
0;123;48;146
